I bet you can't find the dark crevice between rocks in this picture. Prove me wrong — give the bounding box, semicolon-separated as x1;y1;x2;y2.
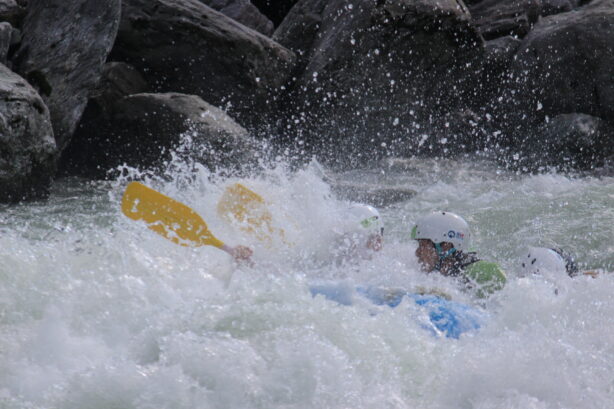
25;70;52;97
251;0;298;27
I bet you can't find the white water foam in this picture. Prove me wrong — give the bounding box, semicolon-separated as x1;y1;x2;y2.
1;158;613;409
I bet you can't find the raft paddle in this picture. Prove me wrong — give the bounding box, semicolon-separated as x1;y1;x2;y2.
121;181;225;249
217;183;289;245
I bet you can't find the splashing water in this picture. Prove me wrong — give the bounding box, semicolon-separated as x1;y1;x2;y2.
1;157;613;409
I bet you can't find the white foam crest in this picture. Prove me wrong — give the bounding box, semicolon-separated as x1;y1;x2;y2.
436;273;614;409
2;157;614;409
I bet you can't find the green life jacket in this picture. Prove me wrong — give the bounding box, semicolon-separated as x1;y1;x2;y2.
444;251;507;298
463;260;507;298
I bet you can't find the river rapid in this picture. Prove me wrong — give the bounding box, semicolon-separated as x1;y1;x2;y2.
1;157;613;409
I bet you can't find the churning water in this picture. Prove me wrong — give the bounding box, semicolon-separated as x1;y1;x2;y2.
1;157;613;409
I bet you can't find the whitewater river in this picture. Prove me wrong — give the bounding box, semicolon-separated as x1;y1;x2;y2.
1;158;613;409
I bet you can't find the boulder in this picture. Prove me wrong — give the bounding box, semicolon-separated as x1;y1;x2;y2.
272;0;327;67
199;0;274;36
61;93;261;178
88;62;150;116
515;113;614;171
468;35;521;113
540;0;584;17
484;35;522;66
12;0;121;152
468;0;584;41
418;109;496;155
273;0;484;164
468;0;541;40
506;0;614;130
0;63;57;202
0;0;25;27
111;0;296;130
57;62;150;176
0;21;11;64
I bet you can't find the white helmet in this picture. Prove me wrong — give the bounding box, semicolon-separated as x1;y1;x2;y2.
519;247;577;277
348;203;384;235
411;211;470;251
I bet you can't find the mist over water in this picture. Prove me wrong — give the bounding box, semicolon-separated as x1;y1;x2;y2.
1;157;613;409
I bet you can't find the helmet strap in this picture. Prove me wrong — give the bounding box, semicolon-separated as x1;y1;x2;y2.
434;242;457;271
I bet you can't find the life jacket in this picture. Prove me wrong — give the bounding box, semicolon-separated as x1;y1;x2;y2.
439;251;507;298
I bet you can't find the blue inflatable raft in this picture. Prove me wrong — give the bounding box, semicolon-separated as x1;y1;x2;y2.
309;282;486;339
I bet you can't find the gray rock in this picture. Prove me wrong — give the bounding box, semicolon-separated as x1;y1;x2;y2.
517;113;614;171
0;22;11;64
591;158;614;177
8;25;19;46
272;0;327;67
62;92;261;178
89;62;150;116
541;0;582;16
112;0;295;130
468;0;584;40
484;35;522;65
58;62;151;176
507;0;614;128
0;63;57;202
468;0;541;40
199;0;274;36
272;0;484;163
480;36;523;98
0;0;25;26
12;0;121;152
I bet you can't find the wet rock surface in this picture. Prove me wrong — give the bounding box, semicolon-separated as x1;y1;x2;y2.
517;113;614;172
0;0;612;202
61;92;260;179
0;63;56;202
12;0;121;152
0;0;25;27
200;0;275;35
110;0;295;130
508;0;614;124
274;0;485;163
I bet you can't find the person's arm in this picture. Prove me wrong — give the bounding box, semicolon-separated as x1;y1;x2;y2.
221;244;253;263
366;233;383;252
582;270;601;278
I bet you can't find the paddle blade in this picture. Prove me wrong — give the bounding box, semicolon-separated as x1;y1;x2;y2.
121;182;224;248
217;183;286;245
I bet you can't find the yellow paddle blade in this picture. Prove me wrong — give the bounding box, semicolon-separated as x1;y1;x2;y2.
121;182;225;248
217;183;287;245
